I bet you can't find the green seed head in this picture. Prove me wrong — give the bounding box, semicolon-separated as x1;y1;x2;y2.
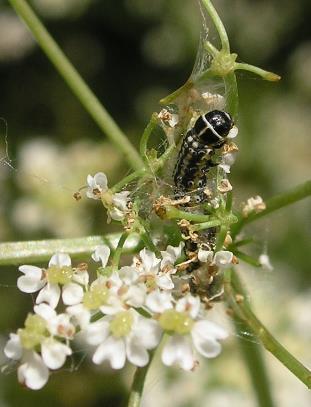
159;309;194;335
110;311;133;338
47;265;73;285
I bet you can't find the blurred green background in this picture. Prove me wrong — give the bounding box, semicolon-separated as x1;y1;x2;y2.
0;0;310;406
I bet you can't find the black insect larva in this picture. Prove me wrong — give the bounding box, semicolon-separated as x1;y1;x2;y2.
173;109;235;199
173;110;237;274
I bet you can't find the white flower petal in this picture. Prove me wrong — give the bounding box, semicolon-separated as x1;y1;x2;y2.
85;319;110;346
131;316;162;349
140;248;160;274
94;172;108;190
91;245;110;267
156;274;174;290
17;275;45;294
112;191;129;210
66;304;91;329
18;351;49;390
118;266;139;285
126;337;149;367
145;290;173;314
162;335;194;370
193;320;228;341
191;320;228;358
92;336;126;369
72;270;89;286
4;333;23;360
17;265;44;293
48;253;71;268
161;242;184;267
62;283;84;305
18;265;42;279
41;339;72;370
125;285;146;308
34;303;57;321
36;284;61;309
176;295;200;319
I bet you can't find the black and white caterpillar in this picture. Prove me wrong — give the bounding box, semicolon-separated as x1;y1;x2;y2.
173;110;237;272
173;109;236;203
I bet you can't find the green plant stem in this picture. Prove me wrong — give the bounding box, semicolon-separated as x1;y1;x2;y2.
140;113;158;167
232;317;275;407
201;0;230;53
128;353;154;407
8;0;144;171
193;219;222;231
233;249;261;267
111;168;147;193
111;232;129;269
165;207;211;222
232;180;311;238
235;63;281;81
225;269;311;389
224;71;239;119
0;233;141;266
215;224;227;250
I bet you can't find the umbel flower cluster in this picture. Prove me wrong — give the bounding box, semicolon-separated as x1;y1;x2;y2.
4;224;232;389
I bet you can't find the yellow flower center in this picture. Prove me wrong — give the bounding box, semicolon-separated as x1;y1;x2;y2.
110;311;133;338
159;309;194;335
47;265;73;285
19;314;47;349
83;284;109;310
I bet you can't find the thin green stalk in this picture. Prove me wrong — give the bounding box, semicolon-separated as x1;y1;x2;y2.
232;317;275;407
223;269;275;407
225;269;311;389
165;207;211;222
193;219;222;231
0;233;141;266
232;180;311;238
8;0;144;171
111;168;147;193
224;71;238;119
128;353;154;407
111;232;129;269
215;224;227;250
140;114;158;167
235;63;281;81
233;249;261;267
201;0;230;52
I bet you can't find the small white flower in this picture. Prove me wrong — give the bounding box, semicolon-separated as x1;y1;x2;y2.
136;248;175;291
86;172;108;200
152;294;228;370
85;310;161;369
108;191;130;221
18;253;86;309
92;245;110;267
160;242;184;269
